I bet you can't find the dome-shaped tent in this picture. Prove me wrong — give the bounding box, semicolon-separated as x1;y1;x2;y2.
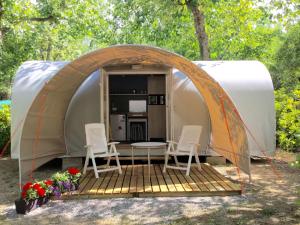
10;45;275;183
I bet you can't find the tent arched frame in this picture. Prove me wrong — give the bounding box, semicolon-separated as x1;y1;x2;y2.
19;45;250;180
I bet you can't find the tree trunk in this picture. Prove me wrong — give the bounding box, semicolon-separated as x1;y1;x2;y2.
46;38;52;60
186;1;210;60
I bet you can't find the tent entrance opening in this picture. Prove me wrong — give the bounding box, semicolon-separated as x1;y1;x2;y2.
107;74;167;144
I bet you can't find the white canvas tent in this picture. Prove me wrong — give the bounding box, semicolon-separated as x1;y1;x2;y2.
10;45;275;183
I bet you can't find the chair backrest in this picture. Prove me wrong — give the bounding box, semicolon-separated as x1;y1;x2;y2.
177;125;202;152
85;123;108;154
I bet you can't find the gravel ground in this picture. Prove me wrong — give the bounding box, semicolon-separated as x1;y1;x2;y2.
3;196;247;224
0;153;299;225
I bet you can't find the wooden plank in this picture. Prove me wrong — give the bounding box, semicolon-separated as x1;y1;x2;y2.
105;170;119;194
165;164;188;192
150;163;156;175
143;164;152;192
204;163;241;191
194;166;225;191
166;167;185;192
166;165;176;175
178;170;201;192
189;167;209;192
79;171;89;183
78;171;93;192
129;165;137;193
136;165;144;193
97;170;113;194
121;165;132;194
154;164;168;192
139;190;240;197
111;156;166;161
113;166;127;194
65;164;242;199
159;165;177;192
79;170;92;184
150;165;160;192
171;167;193;192
201;164;233;191
80;176;97;195
88;172;107;194
80;177;97;195
190;167;217;191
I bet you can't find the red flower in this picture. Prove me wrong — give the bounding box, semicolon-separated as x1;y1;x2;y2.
33;183;41;190
21;191;27;199
22;182;32;191
37;188;46;197
44;179;53;186
68;167;80;175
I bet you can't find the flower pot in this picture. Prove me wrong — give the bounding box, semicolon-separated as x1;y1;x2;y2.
70;181;79;191
15;197;49;214
37;196;49;206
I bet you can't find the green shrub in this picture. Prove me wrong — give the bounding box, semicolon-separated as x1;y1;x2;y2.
0;105;10;154
275;86;300;151
289;154;300;169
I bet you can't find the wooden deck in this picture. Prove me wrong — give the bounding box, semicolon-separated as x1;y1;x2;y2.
64;164;241;199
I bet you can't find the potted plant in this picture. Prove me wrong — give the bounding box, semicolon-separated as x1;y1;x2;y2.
66;167;81;191
40;179;54;204
51;171;72;194
15;181;48;214
51;168;81;193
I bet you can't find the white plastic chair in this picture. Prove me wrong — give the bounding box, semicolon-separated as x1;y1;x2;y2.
83;123;122;178
163;125;202;176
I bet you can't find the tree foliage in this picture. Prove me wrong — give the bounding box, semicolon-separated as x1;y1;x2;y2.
0;0;110;98
275;86;300;151
270;22;300;89
0;105;10;152
107;0;200;59
0;0;299;151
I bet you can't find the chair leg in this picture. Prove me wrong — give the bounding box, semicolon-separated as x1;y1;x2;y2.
91;156;99;178
163;153;169;173
186;153;193;176
115;155;122;174
174;155;179;166
195;151;201;170
83;153;89;175
107;156;111;167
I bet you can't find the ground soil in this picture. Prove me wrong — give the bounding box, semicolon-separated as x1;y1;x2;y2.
0;150;299;225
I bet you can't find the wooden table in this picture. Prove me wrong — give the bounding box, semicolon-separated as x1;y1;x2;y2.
131;142;167;179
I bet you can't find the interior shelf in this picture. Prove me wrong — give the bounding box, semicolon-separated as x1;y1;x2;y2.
109;93;148;96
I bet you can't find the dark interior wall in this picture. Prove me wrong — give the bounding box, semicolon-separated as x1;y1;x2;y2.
109;75;148;113
109;75;147;94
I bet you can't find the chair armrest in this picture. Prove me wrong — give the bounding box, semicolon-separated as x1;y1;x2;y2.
107;142;120;146
166;141;177;152
84;145;92;148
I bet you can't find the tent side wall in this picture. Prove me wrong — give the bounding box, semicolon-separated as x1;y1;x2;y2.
197;61;275;156
172;69;211;153
64;70;101;155
11;61;68;159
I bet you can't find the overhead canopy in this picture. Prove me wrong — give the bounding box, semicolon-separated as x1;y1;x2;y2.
12;45;251;179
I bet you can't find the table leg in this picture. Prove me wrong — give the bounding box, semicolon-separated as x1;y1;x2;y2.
131;146;134;175
148;148;151;182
